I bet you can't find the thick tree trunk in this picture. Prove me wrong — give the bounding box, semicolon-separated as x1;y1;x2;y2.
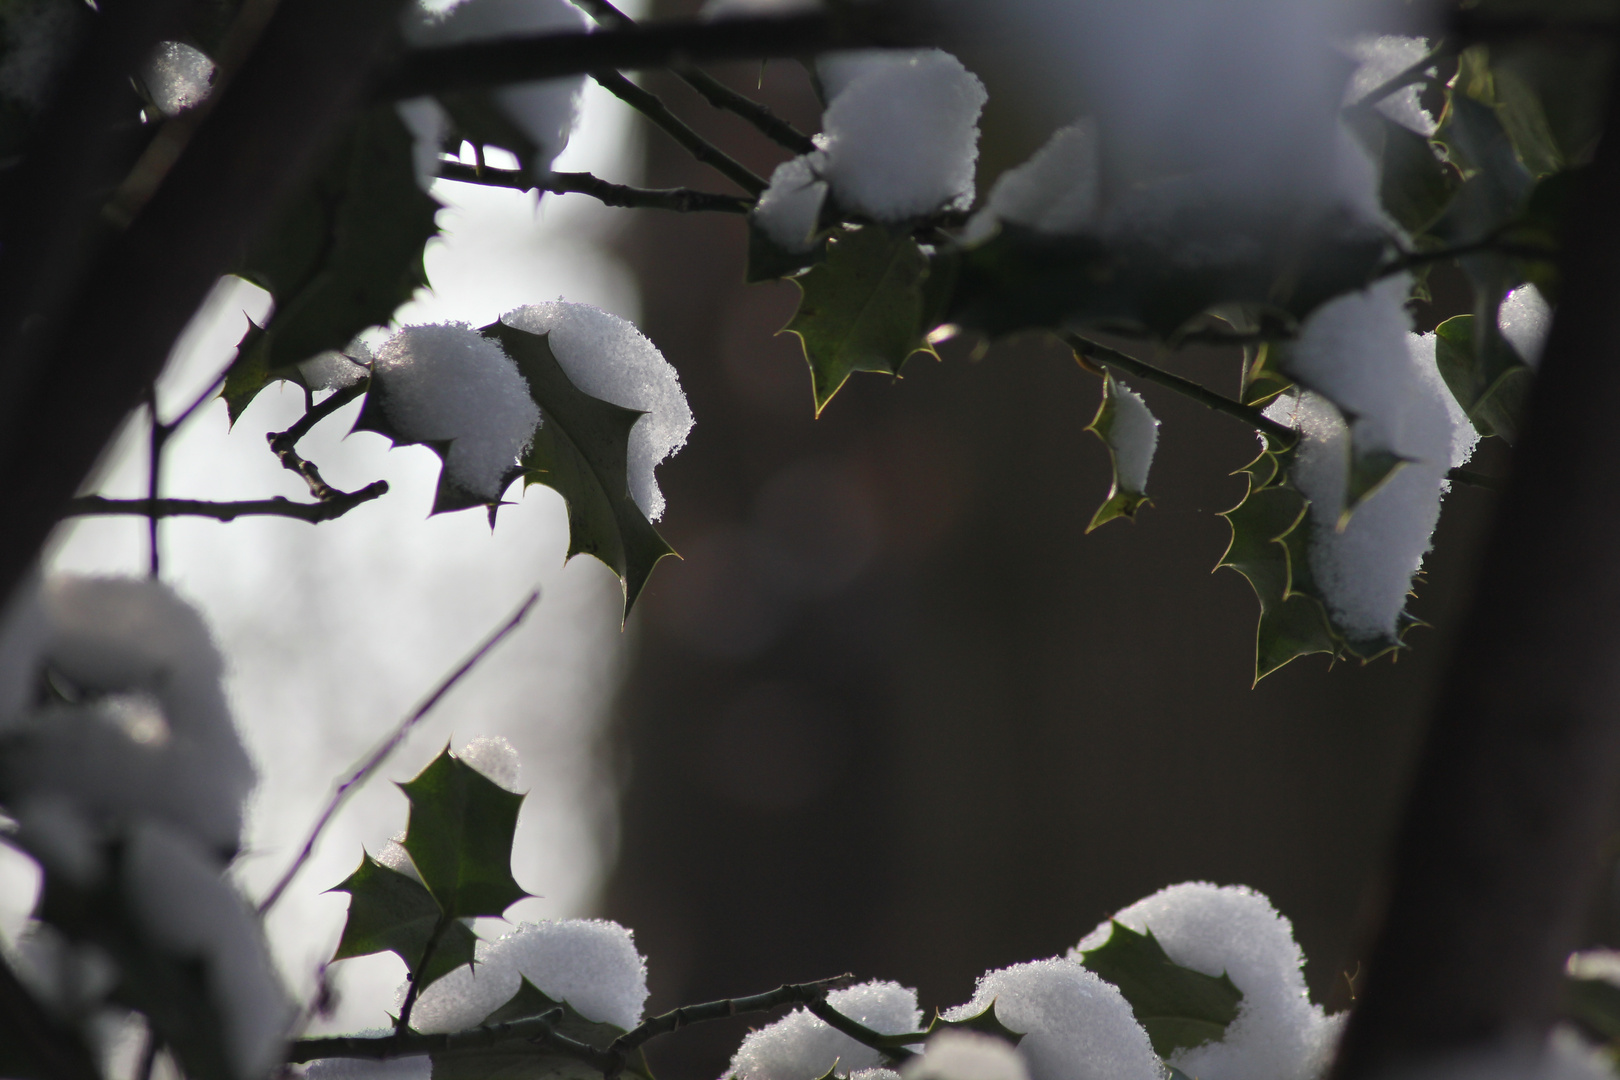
1334;57;1620;1080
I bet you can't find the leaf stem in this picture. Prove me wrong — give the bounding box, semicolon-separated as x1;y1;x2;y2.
63;486;390;524
591;69;767;195
571;0;816;153
804;997;919;1064
396;913;451;1035
1065;333;1297;445
437;162;753;214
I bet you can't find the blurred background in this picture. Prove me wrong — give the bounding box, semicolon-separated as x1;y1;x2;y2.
0;2;1526;1075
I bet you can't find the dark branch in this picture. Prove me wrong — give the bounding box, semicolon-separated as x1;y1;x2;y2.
1447;466;1508;492
611;975;854;1057
804;998;919;1064
381;11;917;99
63;485;390;524
1066;333;1298;445
273;381;368;449
257;588;540;913
591;70;766;195
291;1010;564;1063
1374;237;1559;281
438;162;752;213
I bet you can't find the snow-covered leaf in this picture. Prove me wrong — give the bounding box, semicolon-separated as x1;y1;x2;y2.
485;322;676;617
784;226;946;414
224;107;439;421
1078;920;1242;1058
399;747;528;920
430;977;654;1080
889;1001;1023;1048
746;214;827;284
1341;108;1458;236
329;853;480;988
1083;372;1158;532
1565;974;1620;1043
1433;313;1532;442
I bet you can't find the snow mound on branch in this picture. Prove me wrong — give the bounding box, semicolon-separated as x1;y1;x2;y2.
944;960;1159;1080
1408;332;1480;474
126;820;293;1080
299;339;371;392
455;735;521;791
371;323;540;501
409;919;649;1033
729;981;923;1080
817;50;986;222
1104;378;1158;494
0;576;256;856
1345;35;1436;137
963;121;1099;244
142;41;214;118
755;155;829;253
904;1032;1030;1080
1499;283;1552;368
404;0;588;176
501;302;692;521
1074;883;1340;1080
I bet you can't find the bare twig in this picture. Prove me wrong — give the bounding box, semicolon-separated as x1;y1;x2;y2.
64;486;390;524
1065;333;1298;445
611;975;854;1057
256;589;542;914
396;914;452;1035
381;11;916;99
290;1010;564;1062
591;70;767;195
438;161;752;213
805;997;919;1064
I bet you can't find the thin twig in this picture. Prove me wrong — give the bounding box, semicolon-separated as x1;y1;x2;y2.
271;381;368;449
381;11;915;99
592;70;767;195
256;588;542;914
145;387;163;578
571;0;816;154
290;1010;564;1062
1373;238;1559;282
64;486;390;524
611;975;854;1057
1065;333;1298;445
396;913;451;1035
437;162;752;214
804;997;919;1064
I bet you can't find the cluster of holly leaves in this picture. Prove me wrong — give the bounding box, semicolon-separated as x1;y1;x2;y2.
748;18;1599;679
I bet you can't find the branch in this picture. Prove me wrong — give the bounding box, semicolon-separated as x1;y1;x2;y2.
381;11;917;99
437;162;752;213
272;381;368;449
611;975;854;1057
591;70;766;195
63;486;389;524
804;998;919;1064
290;1010;564;1062
1065;333;1298;445
1374;237;1559;281
256;588;541;913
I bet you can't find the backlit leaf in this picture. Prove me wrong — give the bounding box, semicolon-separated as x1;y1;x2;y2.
1078;921;1242;1058
400;747;528;920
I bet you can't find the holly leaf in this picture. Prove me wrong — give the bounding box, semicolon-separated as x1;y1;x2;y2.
747;214;828;284
784;225;942;415
431;978;655;1080
1078;921;1242;1058
351;389;521;517
1565;975;1620;1043
328;853;479;988
399;747;528;920
1433;313;1533;442
483;322;676;617
224;106;440;421
1084;371;1158;532
1341;108;1459;237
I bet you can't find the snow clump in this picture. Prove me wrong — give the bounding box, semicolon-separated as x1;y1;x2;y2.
371;322;541;501
141;41;215;118
455;734;522;790
729;980;923;1080
304;1039;431;1080
944;960;1161;1080
299;338;371;392
962;121;1099;244
1345;36;1436;137
904;1032;1030;1080
403;0;589;177
1074;883;1341;1080
1499;283;1552;367
1269;276;1468;642
408;919;649;1033
754;49;985;238
501;302;693;521
1099;377;1158;497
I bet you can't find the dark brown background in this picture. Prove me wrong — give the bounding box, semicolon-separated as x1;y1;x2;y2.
593;25;1516;1079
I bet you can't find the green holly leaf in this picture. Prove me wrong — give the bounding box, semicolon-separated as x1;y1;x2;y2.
1084;371;1157;532
431;978;655;1080
784;225;942;415
1079;921;1242;1058
399;747;529;920
747;214;828;284
223;106;440;421
1432;87;1535;248
351;389;521;518
1433;313;1533;442
328;853;479;987
483;322;677;617
1341;108;1459;237
1565;975;1620;1043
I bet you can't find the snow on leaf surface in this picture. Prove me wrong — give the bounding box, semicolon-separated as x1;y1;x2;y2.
755;154;831;255
943;960;1161;1080
1084;372;1158;532
903;1032;1029;1080
141;41;214;117
1344;36;1436;137
428;976;654;1080
730;981;922;1080
1073;884;1342;1080
963;121;1099;244
1077;921;1241;1057
1498;283;1552;367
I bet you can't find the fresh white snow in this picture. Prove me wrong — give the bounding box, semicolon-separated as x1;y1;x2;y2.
963;121;1099;244
754;155;830;253
904;1032;1030;1080
1100;377;1158;496
944;960;1161;1080
729;981;922;1080
370;322;541;501
500;302;692;521
455;734;522;791
1499;283;1552;368
1345;36;1436;137
141;41;215;118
